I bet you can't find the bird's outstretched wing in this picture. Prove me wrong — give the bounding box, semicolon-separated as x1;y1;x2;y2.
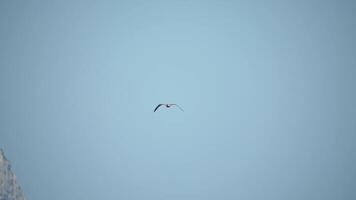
154;104;164;112
172;104;184;112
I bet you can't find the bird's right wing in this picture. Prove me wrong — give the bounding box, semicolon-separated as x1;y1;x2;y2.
172;104;184;112
154;104;164;112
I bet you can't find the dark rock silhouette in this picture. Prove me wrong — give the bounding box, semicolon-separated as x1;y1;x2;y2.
0;149;25;200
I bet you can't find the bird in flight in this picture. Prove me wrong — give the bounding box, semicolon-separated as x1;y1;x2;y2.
154;104;184;112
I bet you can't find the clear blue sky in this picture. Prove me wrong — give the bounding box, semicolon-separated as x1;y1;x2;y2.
1;0;356;199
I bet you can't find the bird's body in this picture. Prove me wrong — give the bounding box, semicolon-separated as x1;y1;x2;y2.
154;104;184;112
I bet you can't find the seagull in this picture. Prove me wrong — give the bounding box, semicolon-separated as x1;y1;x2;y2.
154;104;184;112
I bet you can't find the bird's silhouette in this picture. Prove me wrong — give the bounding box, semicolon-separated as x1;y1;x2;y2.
154;104;184;112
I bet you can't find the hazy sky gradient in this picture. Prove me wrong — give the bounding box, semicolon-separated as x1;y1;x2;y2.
1;1;356;199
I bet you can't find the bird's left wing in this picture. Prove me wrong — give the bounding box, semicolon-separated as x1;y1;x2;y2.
154;104;164;112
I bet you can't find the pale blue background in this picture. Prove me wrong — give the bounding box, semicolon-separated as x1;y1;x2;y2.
1;0;356;199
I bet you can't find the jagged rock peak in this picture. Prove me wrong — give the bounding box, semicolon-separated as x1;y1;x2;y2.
0;149;6;160
0;149;26;200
